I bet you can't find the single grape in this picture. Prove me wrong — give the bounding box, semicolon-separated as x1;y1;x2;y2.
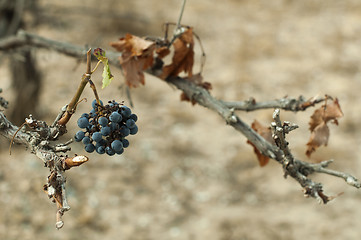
98;116;108;127
92;99;103;109
96;146;105;154
125;119;136;128
101;126;111;136
85;143;95;153
120;126;130;137
74;135;82;142
95;139;107;149
110;122;119;131
75;130;85;141
87;124;97;132
105;146;115;156
129;113;138;122
81;113;90;119
122;139;129;148
109;111;122;123
92;132;103;142
129;125;138;135
77;117;89;128
90;109;97;118
120;106;132;118
109;101;118;107
116;148;124;155
111;140;123;153
82;136;91;145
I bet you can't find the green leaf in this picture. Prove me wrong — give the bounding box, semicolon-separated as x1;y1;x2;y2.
93;48;114;89
102;59;114;89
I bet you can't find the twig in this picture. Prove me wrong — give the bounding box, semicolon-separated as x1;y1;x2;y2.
176;0;186;29
57;49;92;126
221;96;325;112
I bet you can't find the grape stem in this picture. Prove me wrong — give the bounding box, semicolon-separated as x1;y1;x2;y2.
57;48;101;125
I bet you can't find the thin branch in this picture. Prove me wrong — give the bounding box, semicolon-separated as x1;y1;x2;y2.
295;159;361;188
57;49;92;126
222;96;325;112
176;0;186;29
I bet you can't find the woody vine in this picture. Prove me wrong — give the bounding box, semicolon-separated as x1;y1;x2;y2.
0;4;360;230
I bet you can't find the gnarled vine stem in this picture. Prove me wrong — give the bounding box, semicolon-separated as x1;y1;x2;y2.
0;31;360;221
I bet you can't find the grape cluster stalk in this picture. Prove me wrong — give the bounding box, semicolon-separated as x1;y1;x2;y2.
75;99;138;156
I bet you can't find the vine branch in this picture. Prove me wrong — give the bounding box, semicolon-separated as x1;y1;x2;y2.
0;30;360;206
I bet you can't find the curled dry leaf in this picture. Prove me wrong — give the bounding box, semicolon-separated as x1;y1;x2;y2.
110;34;156;87
306;98;343;157
156;46;171;59
160;28;194;79
63;155;89;170
247;120;275;166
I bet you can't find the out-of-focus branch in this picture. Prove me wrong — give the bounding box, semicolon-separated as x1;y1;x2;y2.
221;96;325;112
0;88;9;108
0;30;360;204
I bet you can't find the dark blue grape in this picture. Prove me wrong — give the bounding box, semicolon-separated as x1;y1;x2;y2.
75;130;85;141
96;146;105;154
120;126;130;137
95;139;107;149
129;114;138;122
122;139;129;148
98;116;108;127
82;136;91;145
101;126;111;136
116;148;124;155
87;124;97;132
110;122;119;131
85;143;95;153
109;101;118;107
90;109;97;118
109;111;122;123
81;113;90;119
92;132;103;142
111;140;123;153
77;117;89;128
74;135;82;142
92;99;103;109
105;146;115;156
120;106;131;118
125;119;136;128
129;125;138;135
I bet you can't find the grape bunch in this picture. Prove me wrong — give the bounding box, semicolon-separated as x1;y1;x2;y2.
74;99;138;156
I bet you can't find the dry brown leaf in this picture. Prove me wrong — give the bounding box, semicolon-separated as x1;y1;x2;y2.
156;46;171;59
110;34;156;87
306;122;330;157
160;28;194;79
306;98;343;157
247;120;274;167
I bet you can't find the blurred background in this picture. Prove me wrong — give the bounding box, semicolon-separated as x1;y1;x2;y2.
1;0;361;239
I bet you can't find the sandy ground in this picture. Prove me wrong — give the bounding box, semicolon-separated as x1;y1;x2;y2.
1;0;361;239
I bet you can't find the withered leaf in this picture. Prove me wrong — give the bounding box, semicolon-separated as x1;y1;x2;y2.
306;98;343;157
160;28;194;79
110;34;156;87
247;120;275;167
156;46;171;59
306;122;330;157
